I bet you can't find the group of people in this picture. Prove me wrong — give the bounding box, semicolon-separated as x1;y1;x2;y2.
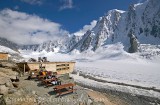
40;70;62;85
28;69;61;86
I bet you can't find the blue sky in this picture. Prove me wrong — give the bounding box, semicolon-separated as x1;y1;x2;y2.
0;0;144;45
0;0;141;32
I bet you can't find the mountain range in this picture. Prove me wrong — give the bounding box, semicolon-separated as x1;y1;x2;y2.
69;0;160;53
0;0;160;54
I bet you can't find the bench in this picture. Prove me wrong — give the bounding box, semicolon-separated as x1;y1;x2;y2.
53;83;76;96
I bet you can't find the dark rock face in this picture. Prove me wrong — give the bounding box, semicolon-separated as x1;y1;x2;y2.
129;34;139;53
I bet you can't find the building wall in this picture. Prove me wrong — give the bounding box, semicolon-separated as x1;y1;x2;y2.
0;53;8;60
27;63;40;71
56;62;75;74
44;63;57;72
17;62;75;75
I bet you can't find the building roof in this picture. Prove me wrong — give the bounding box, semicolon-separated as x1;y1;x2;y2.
0;52;8;54
17;61;76;64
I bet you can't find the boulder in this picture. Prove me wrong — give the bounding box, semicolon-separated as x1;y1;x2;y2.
0;77;10;85
1;62;15;68
8;88;17;94
5;81;14;88
0;85;9;95
0;68;18;79
32;90;36;95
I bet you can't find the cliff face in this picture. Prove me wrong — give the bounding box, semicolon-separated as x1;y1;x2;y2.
69;0;160;53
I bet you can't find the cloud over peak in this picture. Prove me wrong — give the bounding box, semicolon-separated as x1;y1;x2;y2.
0;9;69;45
74;20;97;36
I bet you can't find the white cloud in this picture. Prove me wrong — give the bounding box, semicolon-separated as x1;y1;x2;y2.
0;9;69;45
74;20;97;36
20;0;43;5
60;0;74;10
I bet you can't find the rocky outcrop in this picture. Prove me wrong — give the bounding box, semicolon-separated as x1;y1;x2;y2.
0;61;21;74
128;32;139;53
0;64;19;105
0;77;15;95
0;85;9;95
0;61;20;95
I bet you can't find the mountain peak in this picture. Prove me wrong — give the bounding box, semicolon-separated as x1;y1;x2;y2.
2;0;159;54
107;9;126;15
68;0;160;53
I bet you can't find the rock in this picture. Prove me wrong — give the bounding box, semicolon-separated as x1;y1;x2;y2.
0;95;6;105
32;91;36;95
0;85;9;95
87;98;93;105
0;68;18;79
10;76;17;80
12;82;19;88
5;81;14;88
11;66;20;73
1;62;15;68
8;88;17;94
14;90;23;96
59;73;70;82
128;33;139;53
90;101;105;105
0;77;10;85
0;63;2;67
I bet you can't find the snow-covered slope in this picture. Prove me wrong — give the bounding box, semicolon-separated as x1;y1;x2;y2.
0;45;23;61
125;0;160;44
21;41;59;52
20;39;69;53
0;37;18;51
69;9;125;52
18;0;160;54
19;40;160;99
69;0;160;53
0;45;18;54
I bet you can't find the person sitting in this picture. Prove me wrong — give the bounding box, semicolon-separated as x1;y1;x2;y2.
47;75;52;79
50;78;61;85
47;71;52;75
42;71;46;76
51;80;57;85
